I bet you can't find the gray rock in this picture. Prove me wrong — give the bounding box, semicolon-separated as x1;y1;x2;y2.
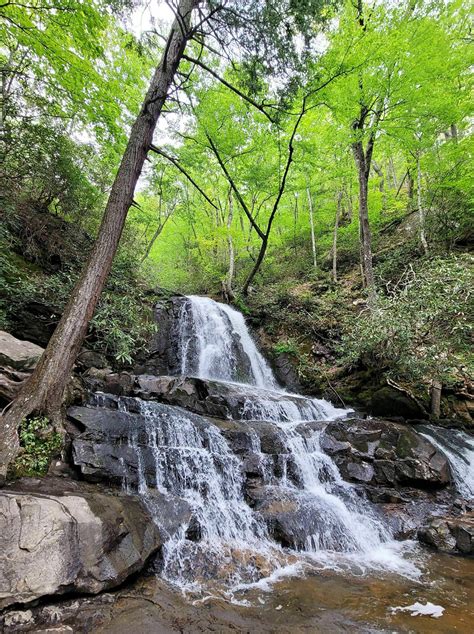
76;349;108;370
0;330;44;370
70;401;210;487
371;386;426;419
418;511;474;555
103;372;135;396
0;479;167;609
134;374;324;423
321;418;451;489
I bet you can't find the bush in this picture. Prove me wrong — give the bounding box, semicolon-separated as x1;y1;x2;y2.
341;254;473;384
11;416;62;477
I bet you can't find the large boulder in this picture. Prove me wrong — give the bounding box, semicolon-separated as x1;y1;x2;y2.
0;479;170;609
134;297;184;376
0;331;44;370
321;418;451;489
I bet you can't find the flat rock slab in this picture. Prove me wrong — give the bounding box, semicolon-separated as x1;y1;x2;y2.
0;330;44;370
0;478;165;609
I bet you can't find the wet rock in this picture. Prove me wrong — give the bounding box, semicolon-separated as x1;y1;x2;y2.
248;485;347;550
418;511;474;555
9;300;60;347
0;330;44;370
134;374;327;422
103;372;135;396
0;478;164;609
77;349;109;370
271;351;302;392
321;418;451;489
134;297;184;376
370;386;426;419
70;401;207;488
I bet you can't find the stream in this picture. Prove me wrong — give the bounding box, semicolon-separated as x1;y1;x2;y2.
79;296;474;631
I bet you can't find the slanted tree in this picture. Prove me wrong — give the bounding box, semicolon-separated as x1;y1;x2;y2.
0;0;201;478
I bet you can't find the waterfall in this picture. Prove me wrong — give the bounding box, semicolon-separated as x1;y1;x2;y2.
107;295;423;594
418;425;474;499
177;295;277;388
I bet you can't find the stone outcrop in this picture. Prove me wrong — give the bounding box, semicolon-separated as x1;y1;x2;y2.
0;330;44;370
321;418;451;489
418;508;474;555
0;479;181;609
134;374;327;422
133;297;184;377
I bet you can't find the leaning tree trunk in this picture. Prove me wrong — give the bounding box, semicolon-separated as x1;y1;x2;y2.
0;0;200;480
242;236;268;296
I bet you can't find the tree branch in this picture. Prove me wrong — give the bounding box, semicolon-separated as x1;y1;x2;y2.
205;133;265;240
149;144;218;210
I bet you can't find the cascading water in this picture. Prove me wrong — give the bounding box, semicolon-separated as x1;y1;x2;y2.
418;425;474;499
111;295;423;595
177;295;277;388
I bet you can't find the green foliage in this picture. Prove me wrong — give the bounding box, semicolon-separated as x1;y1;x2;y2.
12;416;62;477
341;255;473;383
273;340;299;355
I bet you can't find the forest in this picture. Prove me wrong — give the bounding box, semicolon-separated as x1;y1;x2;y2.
0;0;473;631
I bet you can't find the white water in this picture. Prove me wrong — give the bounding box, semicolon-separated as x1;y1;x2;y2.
116;296;424;593
418;425;474;499
178;295;277;388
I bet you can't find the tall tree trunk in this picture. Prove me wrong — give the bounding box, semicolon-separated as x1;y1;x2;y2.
406;168;414;211
372;161;386;214
242;236;268;295
0;0;200;480
222;190;235;301
352;141;375;293
430;379;442;419
332;190;342;283
417;151;429;255
388;156;398;189
306;185;317;269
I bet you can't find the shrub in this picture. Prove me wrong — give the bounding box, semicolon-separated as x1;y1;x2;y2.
12;416;62;477
341;255;473;384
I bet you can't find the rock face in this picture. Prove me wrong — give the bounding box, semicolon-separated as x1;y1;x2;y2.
70;399;210;487
418;510;474;555
0;479;169;609
321;418;451;489
0;330;45;370
134;297;184;376
370;386;426;419
134;374;328;422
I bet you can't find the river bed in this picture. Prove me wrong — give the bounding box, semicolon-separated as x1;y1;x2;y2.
79;549;473;633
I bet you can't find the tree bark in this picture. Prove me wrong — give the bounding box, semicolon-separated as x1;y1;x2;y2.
417;151;429;255
406;168;414;210
0;0;200;480
306;185;317;269
352;140;375;293
430;380;442;419
372;161;386;213
332;190;342;283
222;189;235;301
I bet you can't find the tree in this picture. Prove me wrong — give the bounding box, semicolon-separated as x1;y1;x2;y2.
0;0;200;479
